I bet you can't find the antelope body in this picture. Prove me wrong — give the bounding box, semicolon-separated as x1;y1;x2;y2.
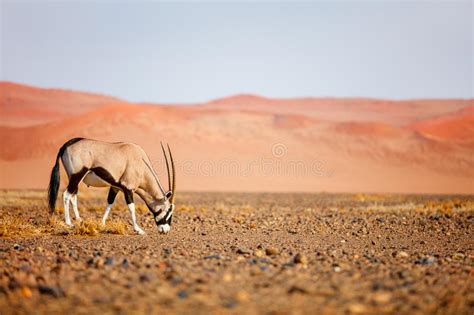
48;138;176;234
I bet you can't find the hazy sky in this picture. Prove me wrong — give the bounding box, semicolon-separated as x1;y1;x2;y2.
1;1;472;103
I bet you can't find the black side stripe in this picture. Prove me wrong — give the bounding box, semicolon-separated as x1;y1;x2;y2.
90;167;134;204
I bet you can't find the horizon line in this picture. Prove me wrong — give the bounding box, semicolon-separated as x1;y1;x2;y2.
1;80;473;106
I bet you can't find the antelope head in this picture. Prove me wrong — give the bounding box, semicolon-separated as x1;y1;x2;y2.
152;143;176;234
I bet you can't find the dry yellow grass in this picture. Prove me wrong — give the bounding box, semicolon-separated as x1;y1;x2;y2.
102;219;127;235
0;213;128;237
0;213;41;237
58;218;127;236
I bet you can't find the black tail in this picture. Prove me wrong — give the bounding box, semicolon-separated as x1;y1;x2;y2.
48;137;84;214
48;153;61;213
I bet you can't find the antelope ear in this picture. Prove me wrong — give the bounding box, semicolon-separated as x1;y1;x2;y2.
165;191;172;200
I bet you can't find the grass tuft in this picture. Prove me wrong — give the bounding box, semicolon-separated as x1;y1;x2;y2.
0;213;40;237
75;219;100;236
103;219;127;235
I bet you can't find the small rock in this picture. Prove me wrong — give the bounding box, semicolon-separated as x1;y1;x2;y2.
122;258;130;268
87;257;104;268
236;248;250;255
288;285;308;294
415;255;436;265
38;285;65;298
348;303;367;314
223;299;237;309
293;253;308;265
139;273;150;282
235;290;250;302
254;250;264;257
397;270;410;279
105;257;114;265
265;247;279;256
452;252;465;260
373;291;391;304
396;251;409;258
333;266;341;273
21;286;32;298
177;290;188;299
13;244;21;251
222;273;233;282
163;248;173;257
203;254;221;260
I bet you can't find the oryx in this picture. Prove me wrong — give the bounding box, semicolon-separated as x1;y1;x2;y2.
47;138;176;234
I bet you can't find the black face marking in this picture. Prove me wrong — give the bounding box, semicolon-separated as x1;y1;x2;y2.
154;206;173;226
67;167;89;194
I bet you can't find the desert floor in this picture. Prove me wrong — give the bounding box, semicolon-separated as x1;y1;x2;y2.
0;190;473;314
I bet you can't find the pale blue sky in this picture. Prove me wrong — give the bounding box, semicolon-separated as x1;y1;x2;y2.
1;1;472;103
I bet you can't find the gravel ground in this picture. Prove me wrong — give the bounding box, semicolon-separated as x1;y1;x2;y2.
0;190;473;314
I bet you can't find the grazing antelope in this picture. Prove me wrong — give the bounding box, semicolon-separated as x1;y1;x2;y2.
47;138;176;234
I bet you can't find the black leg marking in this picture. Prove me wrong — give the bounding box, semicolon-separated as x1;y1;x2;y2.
90;167;119;186
107;187;119;204
67;167;89;194
123;189;134;205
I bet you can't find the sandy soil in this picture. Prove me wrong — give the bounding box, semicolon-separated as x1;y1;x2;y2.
0;190;473;314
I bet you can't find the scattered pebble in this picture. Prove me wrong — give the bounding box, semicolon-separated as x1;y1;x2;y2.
105;257;114;265
122;259;130;268
21;286;32;298
372;291;391;304
293;253;308;265
348;303;367;314
236;248;250;255
177;290;188;299
395;251;409;258
38;285;65;298
265;247;279;256
415;256;437;265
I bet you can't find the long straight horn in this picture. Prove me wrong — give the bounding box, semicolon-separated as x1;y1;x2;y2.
167;143;176;203
160;142;171;192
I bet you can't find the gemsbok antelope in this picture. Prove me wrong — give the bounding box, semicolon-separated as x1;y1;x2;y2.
47;138;176;234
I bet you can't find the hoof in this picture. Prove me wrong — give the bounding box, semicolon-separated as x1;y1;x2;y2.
134;228;146;235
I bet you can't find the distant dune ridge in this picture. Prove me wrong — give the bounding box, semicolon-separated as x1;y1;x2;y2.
0;81;473;194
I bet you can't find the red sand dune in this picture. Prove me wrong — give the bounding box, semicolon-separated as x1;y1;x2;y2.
0;81;472;194
0;82;124;126
409;106;474;144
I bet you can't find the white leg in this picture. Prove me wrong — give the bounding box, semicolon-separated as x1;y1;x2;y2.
102;204;113;225
63;191;72;226
127;203;145;235
71;194;81;221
